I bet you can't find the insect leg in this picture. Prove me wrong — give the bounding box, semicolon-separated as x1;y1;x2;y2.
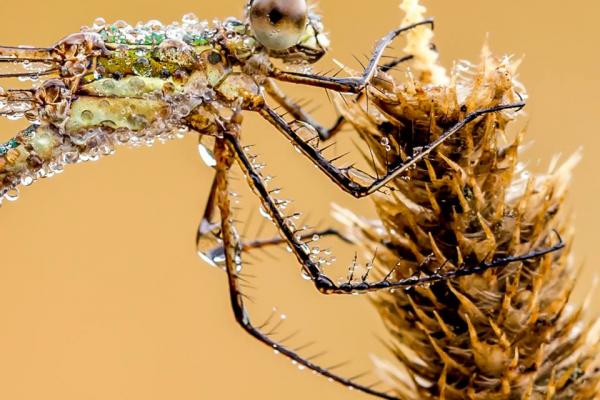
213;136;400;400
224;132;565;295
269;20;432;93
257;102;526;198
195;170;348;262
264;56;414;141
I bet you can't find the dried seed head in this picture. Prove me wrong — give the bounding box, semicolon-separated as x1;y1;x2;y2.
335;1;600;398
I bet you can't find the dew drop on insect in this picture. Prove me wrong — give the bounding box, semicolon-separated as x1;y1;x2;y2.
298;365;305;371
259;206;272;221
300;243;310;254
311;247;320;255
4;187;19;202
102;79;116;91
182;13;199;25
21;175;34;186
198;136;217;168
93;17;106;30
286;245;293;253
301;268;312;281
347;168;375;186
312;234;320;242
380;137;389;146
197;246;226;268
81;110;94;121
132;58;152;77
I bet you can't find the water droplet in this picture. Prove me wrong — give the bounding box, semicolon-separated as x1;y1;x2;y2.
132;57;152;77
198;136;216;168
259;206;272;221
93;17;106;29
129;77;147;91
380;137;389;146
182;13;199;25
312;234;320;242
21;175;34;186
81;110;94;121
301;269;312;280
102;79;117;91
4;187;19;202
311;247;320;255
348;168;375;186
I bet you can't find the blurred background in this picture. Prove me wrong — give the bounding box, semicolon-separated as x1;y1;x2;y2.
0;1;598;399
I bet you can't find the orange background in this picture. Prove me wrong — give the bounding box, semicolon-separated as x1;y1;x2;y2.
0;1;598;399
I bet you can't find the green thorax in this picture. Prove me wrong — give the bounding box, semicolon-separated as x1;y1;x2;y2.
88;17;254;82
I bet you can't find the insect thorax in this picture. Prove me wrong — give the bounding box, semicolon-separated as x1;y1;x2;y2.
63;16;264;138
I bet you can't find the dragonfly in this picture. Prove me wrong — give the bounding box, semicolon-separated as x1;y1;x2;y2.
0;0;565;398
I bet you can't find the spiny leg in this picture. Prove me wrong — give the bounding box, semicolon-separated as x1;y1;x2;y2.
269;20;432;93
195;166;349;264
213;136;399;400
224;132;565;295
264;55;414;141
257;102;526;198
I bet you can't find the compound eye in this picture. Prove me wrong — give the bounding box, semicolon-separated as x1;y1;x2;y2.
249;0;308;50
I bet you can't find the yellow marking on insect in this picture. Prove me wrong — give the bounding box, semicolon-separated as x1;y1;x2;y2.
66;97;169;132
81;76;183;98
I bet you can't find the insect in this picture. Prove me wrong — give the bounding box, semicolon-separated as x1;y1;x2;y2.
0;0;565;398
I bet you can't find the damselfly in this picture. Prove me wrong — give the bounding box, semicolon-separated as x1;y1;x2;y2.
0;1;564;398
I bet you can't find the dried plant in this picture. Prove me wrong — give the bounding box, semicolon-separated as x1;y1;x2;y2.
333;1;600;398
